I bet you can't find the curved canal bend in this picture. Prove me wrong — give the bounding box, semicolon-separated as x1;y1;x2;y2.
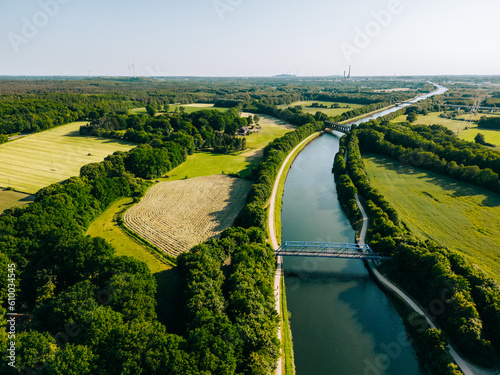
280;85;448;375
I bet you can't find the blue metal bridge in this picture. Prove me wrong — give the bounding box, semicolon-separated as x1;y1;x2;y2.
324;121;352;133
275;241;390;261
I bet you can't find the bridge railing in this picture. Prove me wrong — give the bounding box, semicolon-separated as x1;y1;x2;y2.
275;241;390;260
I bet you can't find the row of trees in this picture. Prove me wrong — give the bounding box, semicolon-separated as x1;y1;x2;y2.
478;117;500;129
333;128;500;370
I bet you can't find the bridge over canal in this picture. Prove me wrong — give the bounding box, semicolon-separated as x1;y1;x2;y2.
275;241;390;261
324;121;352;133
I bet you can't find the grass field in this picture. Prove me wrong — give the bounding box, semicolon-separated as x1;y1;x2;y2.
363;153;500;282
0;189;36;213
129;103;228;115
162;113;295;181
0;122;136;194
392;112;500;150
281;101;363;117
124;175;252;257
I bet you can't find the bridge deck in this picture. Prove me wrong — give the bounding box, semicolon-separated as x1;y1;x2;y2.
276;241;390;260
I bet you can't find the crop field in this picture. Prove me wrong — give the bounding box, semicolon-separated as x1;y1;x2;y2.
392;112;500;150
363;153;500;282
281;101;363;117
0;189;35;213
161;113;295;181
123;175;252;256
0;122;136;194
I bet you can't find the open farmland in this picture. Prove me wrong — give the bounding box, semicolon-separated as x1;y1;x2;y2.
363;153;500;282
280;101;363;117
123;175;252;256
392;112;500;150
0;122;136;194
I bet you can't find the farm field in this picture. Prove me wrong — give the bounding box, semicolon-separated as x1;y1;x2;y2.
86;197;171;274
123;175;252;257
363;153;500;282
392;111;500;150
0;122;136;194
0;189;35;213
162;113;295;181
280;101;363;117
129;103;228;115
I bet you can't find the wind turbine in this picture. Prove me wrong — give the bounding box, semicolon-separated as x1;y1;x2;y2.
128;61;136;78
87;69;92;79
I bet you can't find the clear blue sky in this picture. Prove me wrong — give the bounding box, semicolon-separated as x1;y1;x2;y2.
1;0;499;76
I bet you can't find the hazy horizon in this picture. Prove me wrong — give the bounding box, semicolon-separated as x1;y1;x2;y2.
2;0;499;77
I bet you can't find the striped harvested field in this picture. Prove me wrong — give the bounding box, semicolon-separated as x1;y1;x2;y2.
123;175;252;256
0;122;136;194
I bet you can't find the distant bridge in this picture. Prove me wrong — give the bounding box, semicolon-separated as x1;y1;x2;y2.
275;241;390;261
324;121;352;133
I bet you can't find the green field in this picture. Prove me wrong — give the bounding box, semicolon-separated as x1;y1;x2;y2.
0;189;36;213
363;153;500;282
281;101;363;117
0;122;136;194
130;103;228;115
161;113;295;181
392;112;500;150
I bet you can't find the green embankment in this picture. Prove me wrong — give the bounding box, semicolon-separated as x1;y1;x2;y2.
363;153;500;283
281;275;295;375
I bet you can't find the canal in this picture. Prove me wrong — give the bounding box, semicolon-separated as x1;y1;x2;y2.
281;134;427;375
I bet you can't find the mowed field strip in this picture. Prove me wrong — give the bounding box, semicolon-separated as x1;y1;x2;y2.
0;122;136;194
363;153;500;282
123;175;252;257
280;101;363;117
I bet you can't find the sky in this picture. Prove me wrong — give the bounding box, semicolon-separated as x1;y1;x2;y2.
0;0;499;77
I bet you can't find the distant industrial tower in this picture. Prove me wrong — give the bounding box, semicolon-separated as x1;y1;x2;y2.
344;65;351;80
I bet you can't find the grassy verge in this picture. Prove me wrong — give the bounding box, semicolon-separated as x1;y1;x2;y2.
363;153;500;283
280;275;295;375
272;133;320;245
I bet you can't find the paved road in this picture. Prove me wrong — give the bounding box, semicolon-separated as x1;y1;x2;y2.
268;133;319;375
